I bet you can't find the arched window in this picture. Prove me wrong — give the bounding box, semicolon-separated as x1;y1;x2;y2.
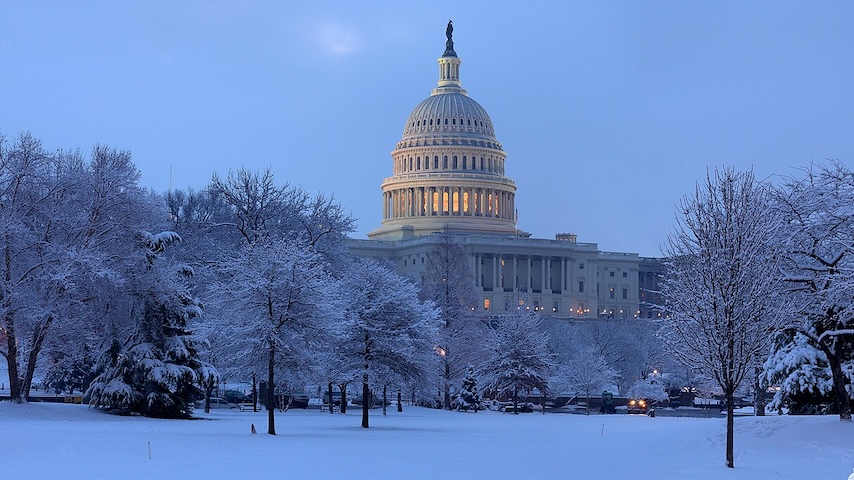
429;119;433;126
443;156;448;169
453;156;458;169
462;156;467;169
434;156;439;169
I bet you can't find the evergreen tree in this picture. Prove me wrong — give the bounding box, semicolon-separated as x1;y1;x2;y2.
85;231;215;419
455;365;481;412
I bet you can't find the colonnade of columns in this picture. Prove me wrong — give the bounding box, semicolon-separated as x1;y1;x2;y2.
383;185;515;222
472;253;576;293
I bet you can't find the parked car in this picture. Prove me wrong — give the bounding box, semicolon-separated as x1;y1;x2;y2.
282;393;309;409
322;391;343;406
501;402;534;413
626;398;649;414
223;390;251;404
195;397;236;409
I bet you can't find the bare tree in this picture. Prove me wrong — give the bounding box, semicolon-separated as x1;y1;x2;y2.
420;233;488;409
660;167;782;468
208;239;333;434
479;302;556;414
338;258;439;428
200;167;353;433
552;346;617;415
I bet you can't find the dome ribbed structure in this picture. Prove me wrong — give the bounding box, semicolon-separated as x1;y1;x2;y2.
369;23;518;240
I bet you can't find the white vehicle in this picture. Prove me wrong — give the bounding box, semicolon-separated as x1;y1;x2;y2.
196;397;236;409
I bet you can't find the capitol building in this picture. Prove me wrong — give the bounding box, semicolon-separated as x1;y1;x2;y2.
348;23;660;319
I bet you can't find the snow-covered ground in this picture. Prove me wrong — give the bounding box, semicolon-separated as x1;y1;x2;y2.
2;402;852;479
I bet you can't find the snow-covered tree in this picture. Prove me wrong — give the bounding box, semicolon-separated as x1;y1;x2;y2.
552;346;617;415
85;231;214;418
660;167;783;468
197;167;353;433
338;258;440;428
207;239;334;433
764;330;853;415
0;134;161;403
626;374;670;405
771;161;854;421
551;319;665;395
479;303;556;414
455;365;482;412
420;233;489;410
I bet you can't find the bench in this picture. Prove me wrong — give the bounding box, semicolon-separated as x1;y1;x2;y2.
238;403;254;412
320;404;339;413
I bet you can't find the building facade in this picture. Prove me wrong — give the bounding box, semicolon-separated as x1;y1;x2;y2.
348;23;660;319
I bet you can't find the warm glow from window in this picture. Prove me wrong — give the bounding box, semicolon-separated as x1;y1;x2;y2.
484;299;490;310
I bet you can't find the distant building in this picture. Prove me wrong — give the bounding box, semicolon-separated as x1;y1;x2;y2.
348;24;660;319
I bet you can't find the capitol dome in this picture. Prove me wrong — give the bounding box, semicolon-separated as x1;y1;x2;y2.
368;22;519;241
399;93;499;150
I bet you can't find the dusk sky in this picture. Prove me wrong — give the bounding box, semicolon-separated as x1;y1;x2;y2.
2;1;853;257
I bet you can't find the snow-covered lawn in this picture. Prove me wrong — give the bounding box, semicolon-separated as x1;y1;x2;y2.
3;402;852;480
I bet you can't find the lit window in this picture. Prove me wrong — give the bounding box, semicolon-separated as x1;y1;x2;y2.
484;298;490;310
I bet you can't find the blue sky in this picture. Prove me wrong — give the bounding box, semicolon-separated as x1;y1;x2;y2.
2;1;853;257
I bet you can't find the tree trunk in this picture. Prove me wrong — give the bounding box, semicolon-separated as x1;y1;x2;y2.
827;349;852;421
397;389;402;412
204;386;213;413
267;345;276;435
338;383;348;413
327;382;334;414
251;374;257;412
3;243;23;403
726;388;735;468
382;385;387;416
22;316;53;400
754;367;765;417
361;378;370;428
443;356;451;410
362;335;370;428
5;325;22;403
512;386;519;415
